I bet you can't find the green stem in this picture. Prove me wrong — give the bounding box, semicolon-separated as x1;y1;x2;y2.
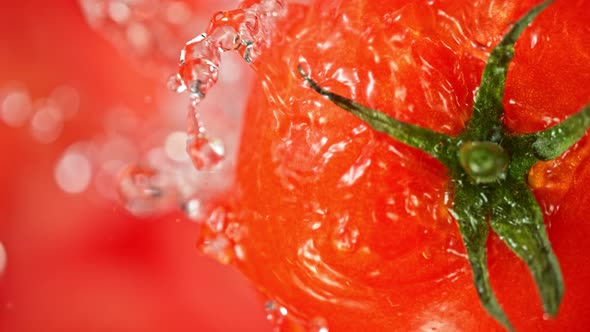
297;66;457;166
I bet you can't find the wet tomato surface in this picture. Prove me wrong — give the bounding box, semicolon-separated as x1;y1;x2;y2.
226;0;590;331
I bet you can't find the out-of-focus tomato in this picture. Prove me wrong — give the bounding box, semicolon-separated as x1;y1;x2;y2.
0;1;272;331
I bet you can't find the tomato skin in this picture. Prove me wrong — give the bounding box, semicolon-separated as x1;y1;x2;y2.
230;0;590;331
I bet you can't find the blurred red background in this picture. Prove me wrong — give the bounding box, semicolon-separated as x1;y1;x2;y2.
0;0;273;331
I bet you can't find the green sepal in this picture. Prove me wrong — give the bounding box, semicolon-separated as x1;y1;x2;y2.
465;0;553;141
490;180;564;316
297;65;457;166
450;178;514;332
516;103;590;160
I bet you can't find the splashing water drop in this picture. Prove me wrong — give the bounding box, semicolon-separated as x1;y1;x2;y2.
239;7;265;63
205;206;227;233
167;0;287;182
182;198;204;221
198;233;232;264
210;25;240;52
179;34;221;100
187;134;225;170
117;164;174;216
186;105;225;170
167;73;186;93
225;221;245;242
265;300;288;327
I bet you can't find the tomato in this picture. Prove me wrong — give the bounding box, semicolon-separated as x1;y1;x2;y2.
222;0;590;331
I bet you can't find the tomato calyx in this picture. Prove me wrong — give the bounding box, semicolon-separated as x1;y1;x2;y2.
299;0;590;330
458;142;509;183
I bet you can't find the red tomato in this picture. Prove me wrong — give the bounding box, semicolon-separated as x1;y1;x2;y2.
226;0;590;331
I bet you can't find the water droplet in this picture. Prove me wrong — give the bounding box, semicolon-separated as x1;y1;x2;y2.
210;25;240;51
186;107;225;170
225;222;245;242
182;199;204;221
117;164;174;216
167;73;187;93
234;244;246;261
308;317;329;332
236;0;287;63
198;233;232;264
265;300;288;326
205;206;227;233
332;214;360;253
179;34;221;99
187;134;225;170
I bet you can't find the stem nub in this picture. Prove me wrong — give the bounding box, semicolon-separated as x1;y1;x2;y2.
458;142;509;183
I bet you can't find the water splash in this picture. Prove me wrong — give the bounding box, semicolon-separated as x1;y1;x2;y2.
265;300;288;328
169;0;287;173
173;0;287;101
186;103;225;170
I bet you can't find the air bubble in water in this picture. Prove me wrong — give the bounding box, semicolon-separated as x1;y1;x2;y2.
265;300;288;327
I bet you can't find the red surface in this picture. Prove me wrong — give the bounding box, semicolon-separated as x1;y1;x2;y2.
0;1;273;331
231;0;590;331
